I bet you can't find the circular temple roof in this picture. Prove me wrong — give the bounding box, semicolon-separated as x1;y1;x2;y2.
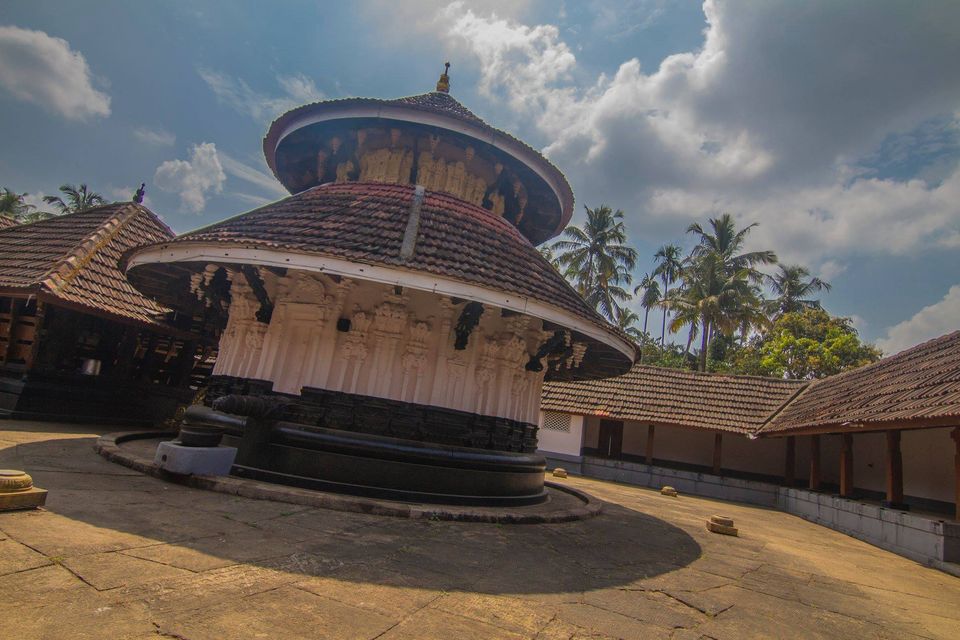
263;89;574;245
124;183;636;380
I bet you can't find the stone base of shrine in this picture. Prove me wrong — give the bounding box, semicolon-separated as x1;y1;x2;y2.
96;432;601;523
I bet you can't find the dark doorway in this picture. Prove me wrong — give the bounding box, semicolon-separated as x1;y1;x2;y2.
598;419;624;459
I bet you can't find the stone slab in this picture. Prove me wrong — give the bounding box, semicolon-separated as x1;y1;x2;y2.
154;441;237;475
0;486;47;511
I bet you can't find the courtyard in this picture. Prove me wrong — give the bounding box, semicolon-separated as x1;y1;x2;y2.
2;420;958;640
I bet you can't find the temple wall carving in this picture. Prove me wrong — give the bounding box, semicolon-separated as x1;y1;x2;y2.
279;125;529;224
211;267;577;425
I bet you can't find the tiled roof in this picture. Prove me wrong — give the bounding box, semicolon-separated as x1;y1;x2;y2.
262;90;575;240
125;182;637;378
0;203;174;325
542;365;807;435
762;331;960;434
0;216;18;230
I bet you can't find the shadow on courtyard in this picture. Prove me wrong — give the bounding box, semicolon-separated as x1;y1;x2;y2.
1;433;702;595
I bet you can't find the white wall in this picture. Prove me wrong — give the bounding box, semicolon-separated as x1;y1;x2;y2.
903;427;956;504
536;412;584;457
211;268;595;424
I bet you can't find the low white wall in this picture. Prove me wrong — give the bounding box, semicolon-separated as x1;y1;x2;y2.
778;487;960;571
583;457;780;507
536;412;584;458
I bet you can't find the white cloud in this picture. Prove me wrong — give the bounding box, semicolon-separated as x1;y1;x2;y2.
877;285;960;355
154;142;225;213
439;1;960;265
218;153;288;200
0;25;110;120
133;126;176;146
817;260;847;283
199;69;323;121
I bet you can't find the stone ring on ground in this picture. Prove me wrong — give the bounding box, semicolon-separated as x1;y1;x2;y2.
95;431;603;524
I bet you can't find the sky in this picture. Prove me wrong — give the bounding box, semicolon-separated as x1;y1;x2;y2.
1;0;958;354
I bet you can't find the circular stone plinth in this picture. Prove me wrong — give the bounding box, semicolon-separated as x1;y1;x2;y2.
96;432;602;524
0;469;33;493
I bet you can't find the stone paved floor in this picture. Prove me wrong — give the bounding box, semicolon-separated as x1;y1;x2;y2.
1;421;959;640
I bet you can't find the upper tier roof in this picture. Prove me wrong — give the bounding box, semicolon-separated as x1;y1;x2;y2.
0;216;18;230
0;203;175;327
262;90;575;245
124;182;637;380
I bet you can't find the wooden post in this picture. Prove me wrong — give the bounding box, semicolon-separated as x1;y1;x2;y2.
712;432;723;475
809;435;821;491
840;433;854;498
952;428;960;521
645;424;655;465
884;430;904;507
4;299;19;363
23;300;44;371
784;436;796;487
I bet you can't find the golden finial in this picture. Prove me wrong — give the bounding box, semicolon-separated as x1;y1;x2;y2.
436;62;450;93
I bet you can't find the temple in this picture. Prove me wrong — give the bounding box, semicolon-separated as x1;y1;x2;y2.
123;68;637;504
0;203;213;424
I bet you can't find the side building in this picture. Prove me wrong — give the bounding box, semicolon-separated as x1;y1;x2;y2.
540;332;960;570
0;203;213;425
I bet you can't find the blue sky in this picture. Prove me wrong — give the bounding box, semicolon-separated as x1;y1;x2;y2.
1;1;958;353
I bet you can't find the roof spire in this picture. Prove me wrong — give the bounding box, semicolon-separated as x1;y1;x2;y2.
133;183;146;204
436;62;450;93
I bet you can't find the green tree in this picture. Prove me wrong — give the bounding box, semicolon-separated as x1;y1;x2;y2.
615;307;645;342
42;183;106;215
0;188;54;223
550;204;638;321
634;272;661;338
652;244;684;348
665;214;776;371
766;264;831;316
758;308;880;379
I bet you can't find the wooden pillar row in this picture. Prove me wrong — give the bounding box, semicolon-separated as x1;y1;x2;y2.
712;432;723;475
784;436;796;487
840;433;854;498
884;430;904;507
809;435;821;491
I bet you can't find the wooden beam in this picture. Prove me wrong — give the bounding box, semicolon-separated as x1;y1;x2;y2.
645;424;655;465
840;433;854;498
809;435;821;491
712;432;723;475
784;435;796;487
4;298;19;363
952;428;960;521
885;430;904;506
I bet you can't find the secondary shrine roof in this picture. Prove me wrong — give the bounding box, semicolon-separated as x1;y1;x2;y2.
542;364;807;435
0;216;18;230
543;331;960;436
124;182;637;379
761;331;960;434
0;203;175;327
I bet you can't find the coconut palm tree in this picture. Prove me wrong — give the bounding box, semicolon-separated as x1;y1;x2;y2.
0;188;53;223
652;244;684;348
686;213;777;283
634;272;661;337
615;307;644;342
42;183;106;215
550;204;638;321
665;214;776;371
766;264;831;316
